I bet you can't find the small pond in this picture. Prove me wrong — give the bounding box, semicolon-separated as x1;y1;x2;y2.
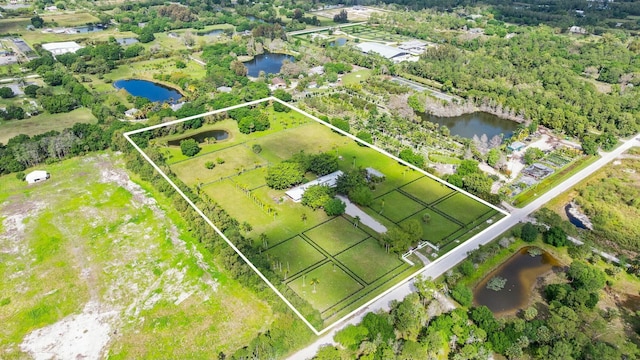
73;25;106;33
418;112;520;139
113;79;183;103
329;38;348;47
167;129;229;146
116;37;139;46
473;247;561;315
243;52;295;77
245;15;265;23
200;29;223;36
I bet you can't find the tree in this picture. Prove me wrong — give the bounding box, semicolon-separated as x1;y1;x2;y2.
333;9;348;23
399;148;424;168
523;306;538;321
180;139;200;157
252;144;262;154
310;277;319;293
567;261;606;292
356;131;373;145
335;325;369;350
23;85;40;98
520;222;539;242
301;185;332;209
450;283;473;307
524;147;545;165
31;15;44;28
544;226;567;247
265;162;304;190
486;148;501;167
0;87;14;98
324;198;346;216
309;153;338;176
348;185;373;206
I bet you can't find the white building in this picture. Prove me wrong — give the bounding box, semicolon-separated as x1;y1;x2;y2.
355;42;415;63
41;41;83;56
286;170;343;202
26;170;50;184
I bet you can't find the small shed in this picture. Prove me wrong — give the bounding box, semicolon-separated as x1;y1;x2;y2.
26;170;50;184
508;141;526;151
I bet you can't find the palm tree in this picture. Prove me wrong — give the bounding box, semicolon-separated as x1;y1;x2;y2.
310;278;319;293
301;213;307;224
260;233;268;249
354;216;360;228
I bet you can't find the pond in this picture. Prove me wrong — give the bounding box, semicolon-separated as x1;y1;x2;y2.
243;52;295;77
167;129;229;146
113;79;183;103
116;37;139;46
417;112;520;139
565;202;593;230
73;25;106;33
473;247;561;315
200;29;223;36
329;38;348;47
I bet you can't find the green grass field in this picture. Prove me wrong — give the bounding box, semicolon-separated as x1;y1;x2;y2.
288;262;363;312
370;190;424;222
266;236;326;276
304;217;369;255
0;154;271;359
0;107;97;145
336;238;403;284
400;209;461;245
434;193;491;225
400;176;455;204
151;101;503;329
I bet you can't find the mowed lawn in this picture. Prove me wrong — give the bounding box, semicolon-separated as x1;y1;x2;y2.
370;190;424;223
253;122;348;163
171;145;267;186
336;238;404;284
304;217;369;255
0;108;97;145
434;193;491;225
288;262;363;312
401;176;455;204
265;236;326;276
400;209;461;245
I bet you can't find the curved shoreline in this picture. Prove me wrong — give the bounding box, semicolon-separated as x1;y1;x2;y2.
113;77;186;98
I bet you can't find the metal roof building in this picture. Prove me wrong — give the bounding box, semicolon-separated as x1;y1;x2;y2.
41;41;83;56
285;170;343;202
355;42;408;60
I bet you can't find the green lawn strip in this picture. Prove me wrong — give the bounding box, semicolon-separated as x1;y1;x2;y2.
254;122;347;163
171;145;267;186
0;107;97;145
342;69;372;86
233;167;268;190
512;155;599;207
369;190;425;223
429;153;462;164
265;236;326;276
400;209;462;245
434;193;490;225
288;262;363;313
320;264;416;324
335;238;404;284
400;176;455;204
304;216;369;255
202;180;273;234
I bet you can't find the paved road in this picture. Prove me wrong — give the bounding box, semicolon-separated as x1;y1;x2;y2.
287;135;640;360
0;74;40;84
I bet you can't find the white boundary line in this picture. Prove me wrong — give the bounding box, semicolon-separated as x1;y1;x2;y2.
123;96;510;336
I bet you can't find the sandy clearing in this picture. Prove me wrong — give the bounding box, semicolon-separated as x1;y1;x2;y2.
20;301;118;360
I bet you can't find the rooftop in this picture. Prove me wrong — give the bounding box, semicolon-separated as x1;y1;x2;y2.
355;42;408;59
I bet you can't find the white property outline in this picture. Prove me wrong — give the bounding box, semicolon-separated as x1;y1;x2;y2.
124;97;510;335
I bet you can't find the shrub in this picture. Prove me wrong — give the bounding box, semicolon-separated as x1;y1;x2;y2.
450;284;473;307
324;198;346;216
180;139;200;157
252;144;262;153
216;157;225;164
205;161;215;169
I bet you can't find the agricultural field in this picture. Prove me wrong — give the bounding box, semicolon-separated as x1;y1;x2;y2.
144;99;505;330
0;154;271;359
0;107;98;145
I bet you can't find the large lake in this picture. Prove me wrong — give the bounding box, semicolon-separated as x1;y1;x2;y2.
474;247;560;315
418;112;520;139
244;52;294;77
113;79;183;103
